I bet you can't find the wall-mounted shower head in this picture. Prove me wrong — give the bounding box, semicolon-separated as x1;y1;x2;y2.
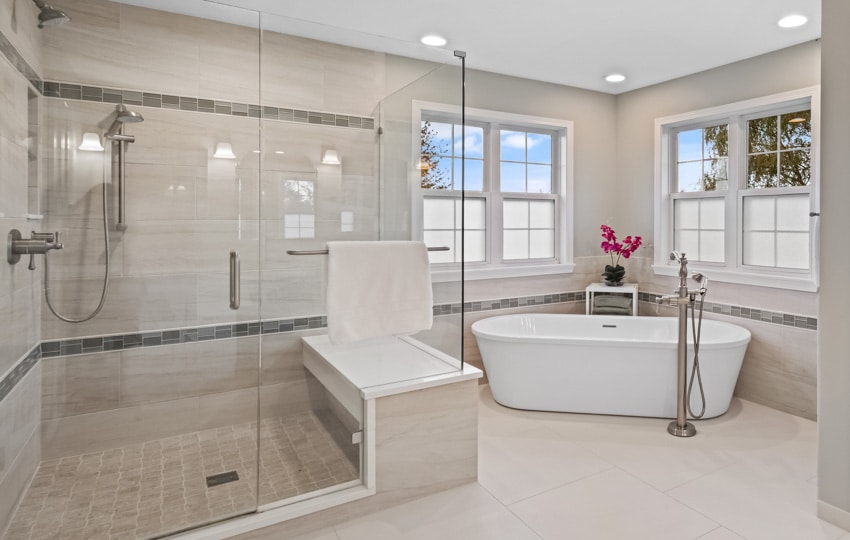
105;104;144;140
32;0;70;28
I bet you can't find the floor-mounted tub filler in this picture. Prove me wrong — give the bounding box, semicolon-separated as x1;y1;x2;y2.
471;313;750;420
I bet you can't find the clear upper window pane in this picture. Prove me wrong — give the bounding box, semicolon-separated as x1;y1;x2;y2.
747;110;811;189
675;124;727;192
456;125;484;158
780;111;811;150
421;120;483;190
500;162;526;192
527;133;552;164
500;130;526;161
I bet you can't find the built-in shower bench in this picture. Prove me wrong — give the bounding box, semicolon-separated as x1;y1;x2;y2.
301;333;481;497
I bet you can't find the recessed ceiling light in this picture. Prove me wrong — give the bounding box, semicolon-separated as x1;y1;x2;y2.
604;73;626;83
421;34;447;47
778;14;807;28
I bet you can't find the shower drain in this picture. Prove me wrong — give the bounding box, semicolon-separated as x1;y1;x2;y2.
205;470;239;488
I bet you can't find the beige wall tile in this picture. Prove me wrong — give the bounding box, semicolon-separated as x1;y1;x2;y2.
0;283;39;376
375;379;478;493
0;363;41;482
41;352;120;420
0;425;39;536
0;0;43;76
119;338;260;407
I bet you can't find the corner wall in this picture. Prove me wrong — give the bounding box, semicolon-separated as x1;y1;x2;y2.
0;0;43;532
615;41;821;419
817;0;850;527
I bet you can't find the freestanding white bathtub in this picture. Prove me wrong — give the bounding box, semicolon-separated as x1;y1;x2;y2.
471;313;751;419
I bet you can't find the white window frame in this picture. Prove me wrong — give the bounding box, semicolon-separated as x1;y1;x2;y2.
654;87;820;292
412;100;574;282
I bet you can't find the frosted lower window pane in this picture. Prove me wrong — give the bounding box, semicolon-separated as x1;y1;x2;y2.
699;231;725;262
463;231;486;262
300;214;314;227
674;199;699;229
776;194;810;232
677;162;702;192
743;197;775;231
463;199;485;229
527;165;552;193
776;232;809;269
675;230;699;259
424;231;454;263
424;198;455;230
743;231;775;266
699;198;725;229
529;230;555;259
500;162;525;192
503;230;528;260
529;200;555;228
503;200;529;228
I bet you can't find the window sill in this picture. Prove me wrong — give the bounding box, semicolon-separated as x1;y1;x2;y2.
432;263;576;283
652;264;818;292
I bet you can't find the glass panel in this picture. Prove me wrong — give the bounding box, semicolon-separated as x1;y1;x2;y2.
743;231;776;266
464;158;484;191
503;230;529;259
748;116;777;153
464;230;486;262
530;230;555;258
424;230;455;262
460;125;484;158
743;197;775;231
699;231;725;262
780;149;810;187
699;198;725;229
428;121;453;150
674;199;699;229
776;194;810;231
424;198;456;229
776;232;810;269
747;154;778;188
527;164;552;193
464;198;486;229
780;110;811;149
503;200;529;229
527;133;552;164
678;129;702;161
500;162;525;192
420;121;453;189
705;158;728;191
500;130;526;161
529;200;555;228
677;161;703;192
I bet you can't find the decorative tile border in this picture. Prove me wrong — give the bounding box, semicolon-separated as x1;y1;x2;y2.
638;292;818;330
0;345;40;405
42;80;375;131
433;291;585;316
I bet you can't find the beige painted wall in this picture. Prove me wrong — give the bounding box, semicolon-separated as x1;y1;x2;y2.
817;0;850;524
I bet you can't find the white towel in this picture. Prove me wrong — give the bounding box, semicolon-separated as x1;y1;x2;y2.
326;241;433;345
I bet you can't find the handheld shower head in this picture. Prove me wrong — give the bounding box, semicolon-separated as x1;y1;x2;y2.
691;272;709;293
670;251;684;262
32;0;70;28
105;105;144;140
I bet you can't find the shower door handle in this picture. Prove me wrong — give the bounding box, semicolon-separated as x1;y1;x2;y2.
229;250;240;310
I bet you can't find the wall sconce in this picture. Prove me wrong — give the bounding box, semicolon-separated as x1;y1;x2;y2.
321;149;341;165
78;132;104;151
214;142;236;159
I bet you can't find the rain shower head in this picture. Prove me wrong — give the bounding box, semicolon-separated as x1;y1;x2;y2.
32;0;70;28
105;105;144;140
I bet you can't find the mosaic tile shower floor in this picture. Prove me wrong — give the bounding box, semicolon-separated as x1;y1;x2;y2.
5;410;359;540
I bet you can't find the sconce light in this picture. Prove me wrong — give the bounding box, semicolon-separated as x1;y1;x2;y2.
214;142;236;159
416;158;430;170
78;132;104;151
321;149;341;165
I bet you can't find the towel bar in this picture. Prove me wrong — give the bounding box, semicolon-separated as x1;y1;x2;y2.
287;246;450;256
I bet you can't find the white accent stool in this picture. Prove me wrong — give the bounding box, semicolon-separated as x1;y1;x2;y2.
585;282;639;316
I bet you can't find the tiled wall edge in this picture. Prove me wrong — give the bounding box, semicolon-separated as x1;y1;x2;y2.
0;344;41;405
0;29;40;85
42;80;376;130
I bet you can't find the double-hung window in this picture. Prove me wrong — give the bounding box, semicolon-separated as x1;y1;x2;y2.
655;87;819;291
415;102;574;280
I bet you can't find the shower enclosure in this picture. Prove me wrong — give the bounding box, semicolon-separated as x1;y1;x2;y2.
1;1;464;538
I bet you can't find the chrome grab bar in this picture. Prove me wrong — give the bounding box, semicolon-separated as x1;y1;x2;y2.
229;250;240;310
286;246;450;256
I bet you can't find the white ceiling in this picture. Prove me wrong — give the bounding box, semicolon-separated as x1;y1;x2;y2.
112;0;821;94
